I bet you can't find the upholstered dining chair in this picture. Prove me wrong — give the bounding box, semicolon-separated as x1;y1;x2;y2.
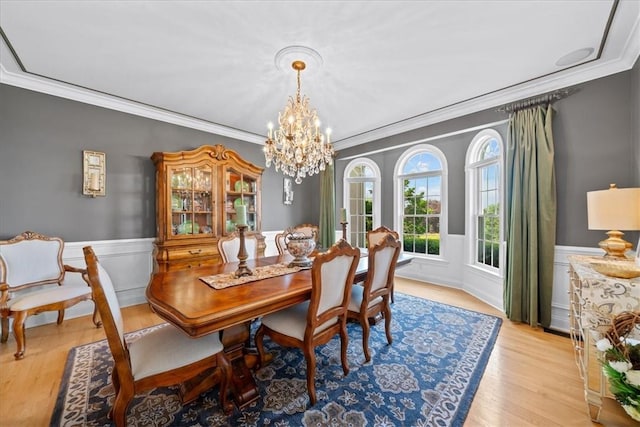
367;225;399;248
366;225;400;302
217;231;258;263
82;247;232;426
347;234;401;363
274;231;288;255
0;231;100;360
255;239;360;405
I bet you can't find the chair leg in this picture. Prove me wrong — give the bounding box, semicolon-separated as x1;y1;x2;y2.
1;317;8;343
91;303;102;328
111;367;121;398
339;320;350;377
303;346;317;405
56;309;64;325
254;325;266;369
111;388;133;427
390;281;395;304
360;315;372;363
383;302;393;345
12;311;27;360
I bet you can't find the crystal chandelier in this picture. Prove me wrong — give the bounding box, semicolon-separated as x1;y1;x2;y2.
264;60;334;184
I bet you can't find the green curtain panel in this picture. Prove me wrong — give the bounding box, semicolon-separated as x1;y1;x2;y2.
504;104;556;328
319;161;336;249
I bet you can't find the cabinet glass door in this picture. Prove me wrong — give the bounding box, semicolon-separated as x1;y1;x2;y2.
170;165;215;236
224;168;258;232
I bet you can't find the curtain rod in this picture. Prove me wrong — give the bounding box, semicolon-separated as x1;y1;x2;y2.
496;87;579;114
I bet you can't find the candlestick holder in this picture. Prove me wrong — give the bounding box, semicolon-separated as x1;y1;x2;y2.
234;225;253;278
340;221;348;241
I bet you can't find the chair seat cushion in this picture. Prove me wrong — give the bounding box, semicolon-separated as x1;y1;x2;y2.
128;324;224;380
348;285;382;312
8;285;91;311
261;301;337;341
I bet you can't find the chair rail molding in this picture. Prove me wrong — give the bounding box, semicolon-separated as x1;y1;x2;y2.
9;234;602;335
9;237;155;331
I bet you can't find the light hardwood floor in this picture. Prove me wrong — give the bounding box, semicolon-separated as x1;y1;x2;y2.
0;277;635;426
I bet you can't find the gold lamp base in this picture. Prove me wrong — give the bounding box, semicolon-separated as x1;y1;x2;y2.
599;230;633;258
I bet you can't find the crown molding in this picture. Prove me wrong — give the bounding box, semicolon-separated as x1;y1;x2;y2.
0;38;264;145
2;5;638;151
334;4;640;151
334;53;639;151
2;46;636;152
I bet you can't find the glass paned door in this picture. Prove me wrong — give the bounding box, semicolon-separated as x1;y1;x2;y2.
170;165;215;236
225;168;258;233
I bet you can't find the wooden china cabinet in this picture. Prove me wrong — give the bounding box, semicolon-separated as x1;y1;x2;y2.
151;144;264;272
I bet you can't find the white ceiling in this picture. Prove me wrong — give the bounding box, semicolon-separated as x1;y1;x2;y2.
1;1;639;151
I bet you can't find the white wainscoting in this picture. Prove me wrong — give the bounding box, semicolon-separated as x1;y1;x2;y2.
394;235;602;333
15;237;155;331
15;233;600;335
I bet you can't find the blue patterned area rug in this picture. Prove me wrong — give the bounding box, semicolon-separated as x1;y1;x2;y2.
51;293;501;426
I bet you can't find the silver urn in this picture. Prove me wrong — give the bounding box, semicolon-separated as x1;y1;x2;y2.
285;230;316;268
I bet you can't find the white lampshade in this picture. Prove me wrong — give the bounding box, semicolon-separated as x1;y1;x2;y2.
587;186;640;231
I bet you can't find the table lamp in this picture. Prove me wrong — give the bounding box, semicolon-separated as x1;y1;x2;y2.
587;184;640;258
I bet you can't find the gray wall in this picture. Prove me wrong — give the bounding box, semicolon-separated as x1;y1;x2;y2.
1;62;638;247
553;66;638;247
336;63;639;248
0;84;318;241
337;110;507;236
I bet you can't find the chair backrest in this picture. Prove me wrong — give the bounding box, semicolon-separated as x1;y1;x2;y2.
83;246;129;373
364;234;401;297
274;232;287;255
0;231;64;290
217;232;258;263
308;239;360;328
367;225;399;248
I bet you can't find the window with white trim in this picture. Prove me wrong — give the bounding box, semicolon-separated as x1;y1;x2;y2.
395;145;447;257
466;129;503;271
343;158;381;248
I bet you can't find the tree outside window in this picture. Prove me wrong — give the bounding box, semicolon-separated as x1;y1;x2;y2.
397;148;446;257
466;132;503;271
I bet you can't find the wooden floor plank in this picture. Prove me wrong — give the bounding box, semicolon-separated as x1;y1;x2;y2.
0;277;635;426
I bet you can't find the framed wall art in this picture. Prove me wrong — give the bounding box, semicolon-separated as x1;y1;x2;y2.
83;150;106;197
283;177;293;205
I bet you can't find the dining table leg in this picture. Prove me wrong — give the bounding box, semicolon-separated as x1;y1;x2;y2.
221;322;260;408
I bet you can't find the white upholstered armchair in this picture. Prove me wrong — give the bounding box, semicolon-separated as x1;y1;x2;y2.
0;231;100;359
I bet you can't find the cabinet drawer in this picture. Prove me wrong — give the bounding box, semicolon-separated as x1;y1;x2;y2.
166;246;218;260
166;257;220;271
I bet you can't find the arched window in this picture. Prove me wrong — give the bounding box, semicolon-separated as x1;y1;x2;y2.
395;145;447;257
343;158;381;248
466;129;504;272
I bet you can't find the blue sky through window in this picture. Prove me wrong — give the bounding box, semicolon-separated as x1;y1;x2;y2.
402;153;441;174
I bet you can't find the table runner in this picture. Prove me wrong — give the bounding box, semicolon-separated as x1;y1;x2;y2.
200;263;304;289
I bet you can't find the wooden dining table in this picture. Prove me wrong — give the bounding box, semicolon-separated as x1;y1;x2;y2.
146;252;411;408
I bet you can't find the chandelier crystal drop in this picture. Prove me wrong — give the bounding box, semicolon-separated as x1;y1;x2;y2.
264;60;334;184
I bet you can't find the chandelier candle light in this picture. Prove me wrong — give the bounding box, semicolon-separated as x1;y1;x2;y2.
264;60;334;184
